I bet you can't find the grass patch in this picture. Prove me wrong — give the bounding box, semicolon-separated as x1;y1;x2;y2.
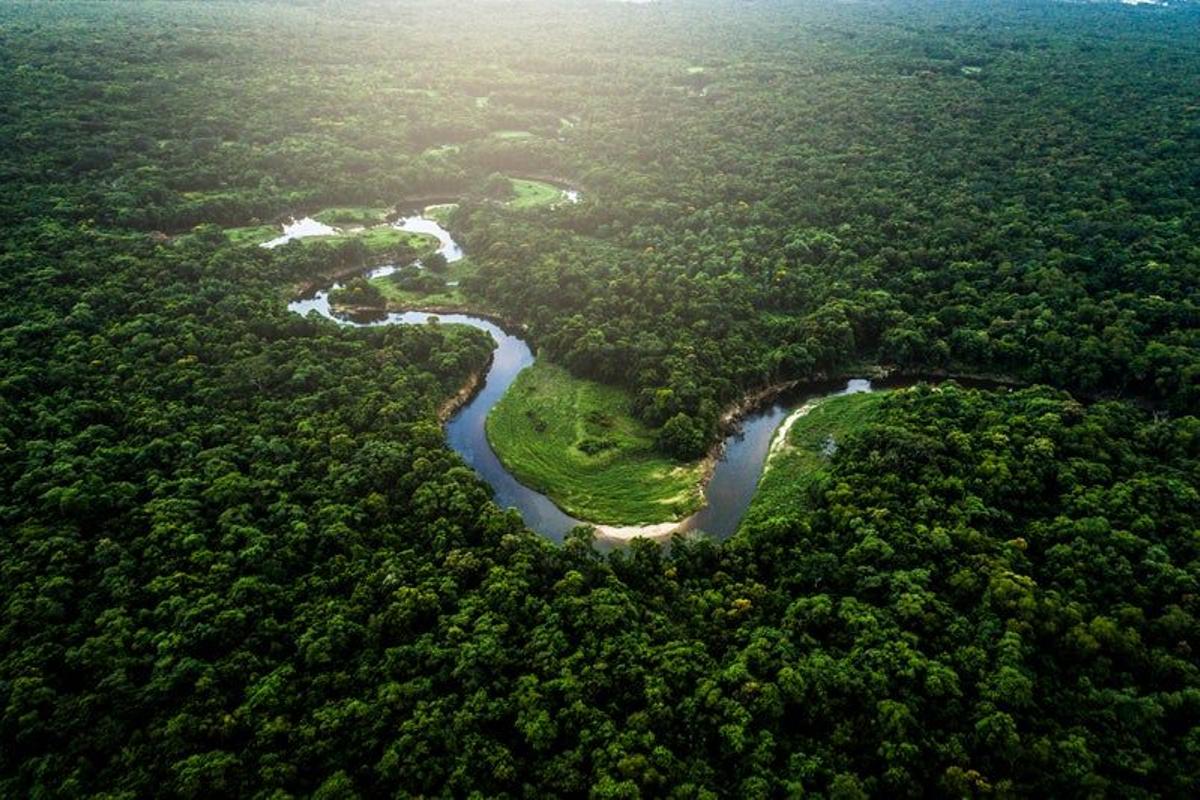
289;227;438;257
486;361;706;524
223;212;439;259
224;224;277;245
507;178;566;209
312;206;389;225
742;391;888;528
345;227;436;254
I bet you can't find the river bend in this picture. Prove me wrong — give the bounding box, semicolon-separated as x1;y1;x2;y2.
288;210;887;543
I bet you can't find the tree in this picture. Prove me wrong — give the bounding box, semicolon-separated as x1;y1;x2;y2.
423;251;449;272
483;173;514;201
658;413;707;460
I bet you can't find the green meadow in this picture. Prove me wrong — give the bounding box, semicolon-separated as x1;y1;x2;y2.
506;178;567;209
486;361;706;524
224;212;436;256
223;223;278;245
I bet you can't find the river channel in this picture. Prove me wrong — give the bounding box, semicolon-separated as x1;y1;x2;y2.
286;209;911;543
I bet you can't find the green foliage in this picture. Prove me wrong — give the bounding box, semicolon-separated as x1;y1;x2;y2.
224;223;278;246
423;203;459;226
319;226;437;258
312;207;390;226
422;251;449;272
372;257;481;310
658;412;708;461
387;265;444;295
329;277;385;308
745;391;888;526
483;173;515;201
1;0;1198;797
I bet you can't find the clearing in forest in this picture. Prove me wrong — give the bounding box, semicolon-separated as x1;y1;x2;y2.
370;256;481;310
506;178;571;209
486;361;706;524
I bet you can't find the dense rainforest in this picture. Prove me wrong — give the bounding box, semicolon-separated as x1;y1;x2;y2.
1;0;1198;797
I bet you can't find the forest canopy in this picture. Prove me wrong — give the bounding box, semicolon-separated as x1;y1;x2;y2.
1;0;1198;797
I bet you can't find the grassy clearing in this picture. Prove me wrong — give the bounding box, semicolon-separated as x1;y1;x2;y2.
312;206;389;225
296;227;437;256
507;178;566;209
486;361;706;524
224;224;278;245
742;391;888;528
340;227;436;253
371;256;480;308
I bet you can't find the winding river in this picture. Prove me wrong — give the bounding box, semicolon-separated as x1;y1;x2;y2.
287;210;901;544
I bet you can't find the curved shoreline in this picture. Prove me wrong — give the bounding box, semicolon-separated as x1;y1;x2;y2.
306;277;1039;543
592;520;685;541
289;237;442;298
764;398;824;470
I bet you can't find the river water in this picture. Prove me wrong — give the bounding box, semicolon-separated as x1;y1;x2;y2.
288;210;894;543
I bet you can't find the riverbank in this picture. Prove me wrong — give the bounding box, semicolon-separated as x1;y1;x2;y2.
287;235;440;299
764;397;825;467
742;390;888;529
488;369;890;542
438;354;493;423
589;376;882;542
291;258;403;301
